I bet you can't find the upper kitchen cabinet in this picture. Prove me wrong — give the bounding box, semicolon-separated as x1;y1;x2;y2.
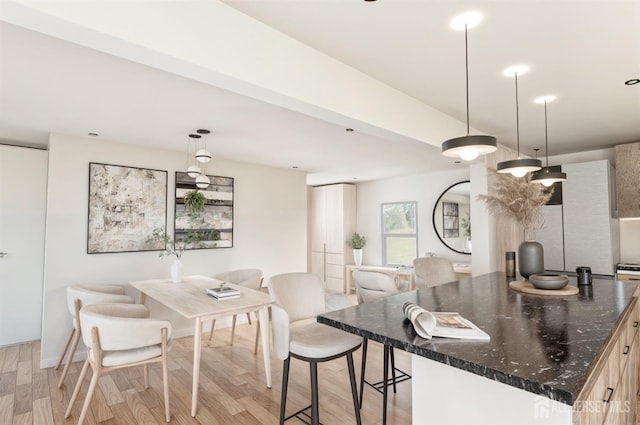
615;142;640;218
537;160;619;275
310;184;356;293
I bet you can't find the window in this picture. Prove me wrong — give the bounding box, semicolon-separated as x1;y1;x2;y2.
381;202;418;266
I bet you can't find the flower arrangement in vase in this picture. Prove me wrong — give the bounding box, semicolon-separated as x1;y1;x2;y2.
477;168;552;278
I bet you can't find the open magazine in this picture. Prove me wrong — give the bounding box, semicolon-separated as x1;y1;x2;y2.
403;302;490;341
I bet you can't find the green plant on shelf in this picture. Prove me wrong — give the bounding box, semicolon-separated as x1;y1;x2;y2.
349;232;367;249
183;190;206;213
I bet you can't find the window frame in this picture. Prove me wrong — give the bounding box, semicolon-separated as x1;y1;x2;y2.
381;201;418;267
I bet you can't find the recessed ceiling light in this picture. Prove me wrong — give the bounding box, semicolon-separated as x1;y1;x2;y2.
534;95;557;104
88;132;99;137
454;161;461;164
624;78;640;85
503;64;530;77
292;166;299;169
450;11;483;31
345;128;354;132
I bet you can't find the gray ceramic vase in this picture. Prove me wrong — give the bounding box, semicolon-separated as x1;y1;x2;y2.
518;240;544;279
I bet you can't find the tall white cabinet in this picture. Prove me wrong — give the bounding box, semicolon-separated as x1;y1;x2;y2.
310;184;356;293
536;160;619;275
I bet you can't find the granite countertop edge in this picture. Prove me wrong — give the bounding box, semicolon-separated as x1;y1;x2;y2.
317;315;575;404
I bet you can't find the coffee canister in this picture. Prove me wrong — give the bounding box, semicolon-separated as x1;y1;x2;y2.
576;266;592;285
505;251;516;277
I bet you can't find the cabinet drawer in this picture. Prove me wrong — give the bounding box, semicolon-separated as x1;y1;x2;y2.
326;264;344;279
325;277;344;293
326;253;344;266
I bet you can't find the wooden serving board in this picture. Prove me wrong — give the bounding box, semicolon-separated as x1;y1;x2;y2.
509;280;579;296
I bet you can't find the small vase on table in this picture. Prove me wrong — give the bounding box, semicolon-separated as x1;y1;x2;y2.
353;249;363;266
170;259;184;283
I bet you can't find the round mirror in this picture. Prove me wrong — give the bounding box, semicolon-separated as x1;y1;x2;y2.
432;181;471;255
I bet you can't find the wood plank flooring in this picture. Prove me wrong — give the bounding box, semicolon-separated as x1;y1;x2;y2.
0;324;412;425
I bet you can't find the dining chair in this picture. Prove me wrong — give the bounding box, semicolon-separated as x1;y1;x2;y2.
412;256;456;288
352;270;411;425
56;284;135;389
209;268;263;345
64;303;172;425
269;272;362;425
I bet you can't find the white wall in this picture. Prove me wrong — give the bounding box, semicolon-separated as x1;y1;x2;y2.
356;168;470;267
41;134;307;367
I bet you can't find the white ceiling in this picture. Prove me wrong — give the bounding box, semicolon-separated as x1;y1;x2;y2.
1;1;639;185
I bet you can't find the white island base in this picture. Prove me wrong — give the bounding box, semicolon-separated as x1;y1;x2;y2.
412;355;573;425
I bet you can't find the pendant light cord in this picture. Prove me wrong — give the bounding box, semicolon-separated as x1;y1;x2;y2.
515;72;520;158
544;100;549;167
465;24;470;135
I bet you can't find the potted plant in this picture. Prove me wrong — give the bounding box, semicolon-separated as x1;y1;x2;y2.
349;232;367;266
183;190;206;213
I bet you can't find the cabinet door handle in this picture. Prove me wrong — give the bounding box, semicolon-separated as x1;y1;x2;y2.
604;387;614;403
633;321;639;328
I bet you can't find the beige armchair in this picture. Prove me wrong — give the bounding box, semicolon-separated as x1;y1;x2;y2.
209;268;263;345
412;256;456;288
64;303;172;425
56;284;135;388
269;272;362;425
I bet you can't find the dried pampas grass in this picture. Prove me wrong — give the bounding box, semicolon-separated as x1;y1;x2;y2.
477;168;552;237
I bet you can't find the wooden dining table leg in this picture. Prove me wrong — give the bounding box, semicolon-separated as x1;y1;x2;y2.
191;318;203;417
258;306;272;388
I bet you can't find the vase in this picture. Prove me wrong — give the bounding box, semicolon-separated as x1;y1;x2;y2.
170;259;184;283
518;240;544;279
353;249;363;266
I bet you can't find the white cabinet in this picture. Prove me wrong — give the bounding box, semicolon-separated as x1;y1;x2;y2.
310;184;356;293
536;160;619;275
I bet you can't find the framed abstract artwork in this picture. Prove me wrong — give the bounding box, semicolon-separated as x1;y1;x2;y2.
87;162;167;253
175;172;234;249
442;201;459;238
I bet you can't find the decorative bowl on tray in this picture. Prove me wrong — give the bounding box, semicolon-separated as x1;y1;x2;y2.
528;273;570;290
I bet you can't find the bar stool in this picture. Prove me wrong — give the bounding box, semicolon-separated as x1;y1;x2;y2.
269;272;362;425
352;270;411;425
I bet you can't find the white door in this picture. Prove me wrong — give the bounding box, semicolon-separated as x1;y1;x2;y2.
0;145;48;346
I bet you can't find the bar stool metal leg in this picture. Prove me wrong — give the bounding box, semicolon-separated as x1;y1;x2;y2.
359;337;368;408
383;345;389;425
347;352;362;425
280;357;290;425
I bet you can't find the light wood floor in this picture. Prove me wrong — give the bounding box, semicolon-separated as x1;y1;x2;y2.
0;323;412;425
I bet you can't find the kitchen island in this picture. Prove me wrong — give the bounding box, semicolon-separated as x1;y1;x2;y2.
318;272;639;424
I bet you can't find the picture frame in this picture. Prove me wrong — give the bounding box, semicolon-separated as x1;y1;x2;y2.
442;201;459;238
87;162;167;254
175;172;234;249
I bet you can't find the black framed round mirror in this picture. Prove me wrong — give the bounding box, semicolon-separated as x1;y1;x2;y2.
432;181;471;255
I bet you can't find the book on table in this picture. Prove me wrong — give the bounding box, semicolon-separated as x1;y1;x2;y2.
403;302;490;341
207;284;240;299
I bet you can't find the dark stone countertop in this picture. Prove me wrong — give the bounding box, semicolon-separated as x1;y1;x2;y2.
317;272;638;405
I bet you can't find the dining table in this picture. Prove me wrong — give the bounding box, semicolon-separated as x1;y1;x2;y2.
130;275;273;417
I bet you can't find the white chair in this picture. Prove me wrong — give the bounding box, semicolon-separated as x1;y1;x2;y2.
352;271;411;425
412;256;456;288
209;268;263;345
269;272;362;425
64;303;172;425
56;285;135;388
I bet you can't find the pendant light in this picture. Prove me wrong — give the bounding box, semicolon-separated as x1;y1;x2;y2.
195;129;212;163
441;11;497;161
195;129;211;189
186;133;202;179
497;65;542;177
531;96;567;186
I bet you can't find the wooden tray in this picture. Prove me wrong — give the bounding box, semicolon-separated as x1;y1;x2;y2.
509;280;579;296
